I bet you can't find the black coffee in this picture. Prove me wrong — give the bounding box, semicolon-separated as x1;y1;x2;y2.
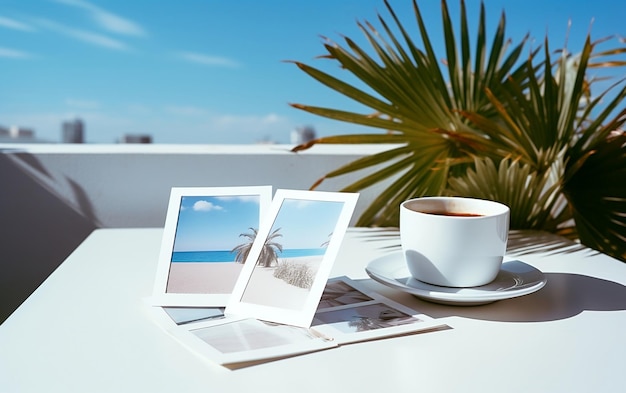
425;211;484;217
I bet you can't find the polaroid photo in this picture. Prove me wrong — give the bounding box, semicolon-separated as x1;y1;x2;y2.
151;186;272;307
311;277;447;344
167;317;337;368
317;276;375;310
225;189;359;328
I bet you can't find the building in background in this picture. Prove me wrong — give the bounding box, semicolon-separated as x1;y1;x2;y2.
290;126;316;145
0;125;41;143
62;119;85;143
119;134;152;143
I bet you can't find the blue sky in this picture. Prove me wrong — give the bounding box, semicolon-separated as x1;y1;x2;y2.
172;195;260;252
1;0;624;144
270;199;345;249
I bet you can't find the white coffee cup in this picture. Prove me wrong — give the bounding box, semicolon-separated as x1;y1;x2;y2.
400;197;510;287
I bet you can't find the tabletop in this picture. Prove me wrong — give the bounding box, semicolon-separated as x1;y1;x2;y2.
1;227;625;393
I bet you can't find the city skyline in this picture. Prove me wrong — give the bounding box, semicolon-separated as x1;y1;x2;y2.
1;0;625;144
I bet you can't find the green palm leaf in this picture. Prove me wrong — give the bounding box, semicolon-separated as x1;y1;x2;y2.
563;131;626;261
290;0;532;225
289;0;626;260
448;157;564;230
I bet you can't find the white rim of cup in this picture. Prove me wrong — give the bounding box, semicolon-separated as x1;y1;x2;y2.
401;197;509;218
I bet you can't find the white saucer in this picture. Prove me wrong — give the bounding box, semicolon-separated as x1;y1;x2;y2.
366;252;547;306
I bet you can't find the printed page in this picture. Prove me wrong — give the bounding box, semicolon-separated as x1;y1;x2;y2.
311;277;448;345
148;277;447;369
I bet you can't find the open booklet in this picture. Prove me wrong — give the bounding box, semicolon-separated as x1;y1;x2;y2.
147;188;447;368
148;277;449;369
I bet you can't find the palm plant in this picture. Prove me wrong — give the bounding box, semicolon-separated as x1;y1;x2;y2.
231;227;284;266
231;227;258;263
290;0;626;261
258;227;284;267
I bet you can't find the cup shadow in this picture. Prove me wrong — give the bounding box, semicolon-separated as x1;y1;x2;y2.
413;272;626;322
353;228;625;323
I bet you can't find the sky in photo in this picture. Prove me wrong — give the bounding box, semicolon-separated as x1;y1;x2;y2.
172;195;260;252
1;0;624;144
269;199;345;250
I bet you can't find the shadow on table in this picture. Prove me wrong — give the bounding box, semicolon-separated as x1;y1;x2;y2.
413;273;626;322
0;151;97;324
506;230;599;258
350;228;600;259
353;229;624;322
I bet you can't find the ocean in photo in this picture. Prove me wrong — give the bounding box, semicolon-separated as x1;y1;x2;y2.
171;250;236;263
171;248;326;263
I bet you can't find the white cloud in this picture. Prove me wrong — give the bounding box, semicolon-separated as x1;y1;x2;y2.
90;8;145;37
54;0;146;37
155;107;292;142
193;200;224;212
200;112;292;143
0;47;34;59
176;51;241;68
34;18;130;51
0;16;36;32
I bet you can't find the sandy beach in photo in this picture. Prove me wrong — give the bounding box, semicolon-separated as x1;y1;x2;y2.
167;262;244;294
241;255;324;310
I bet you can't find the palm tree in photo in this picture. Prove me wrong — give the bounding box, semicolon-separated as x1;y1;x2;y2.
231;227;259;263
258;227;284;267
231;227;284;267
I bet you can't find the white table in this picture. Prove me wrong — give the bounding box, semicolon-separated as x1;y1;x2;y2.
2;228;625;392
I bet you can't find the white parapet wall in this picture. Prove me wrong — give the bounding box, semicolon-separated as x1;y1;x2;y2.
1;143;396;227
0;143;397;322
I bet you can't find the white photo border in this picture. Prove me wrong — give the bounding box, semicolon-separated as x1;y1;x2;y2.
168;317;336;368
151;186;273;307
226;189;359;328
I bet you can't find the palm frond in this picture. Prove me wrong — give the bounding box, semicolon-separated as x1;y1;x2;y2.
447;157;565;230
563;131;626;261
289;0;534;227
289;0;626;261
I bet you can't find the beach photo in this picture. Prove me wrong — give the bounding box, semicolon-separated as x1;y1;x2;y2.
227;189;359;328
166;195;264;294
151;186;272;306
240;198;346;310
